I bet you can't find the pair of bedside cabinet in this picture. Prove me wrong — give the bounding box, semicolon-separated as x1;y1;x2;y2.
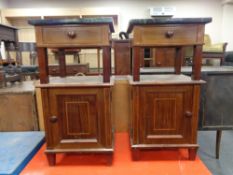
29;17;211;165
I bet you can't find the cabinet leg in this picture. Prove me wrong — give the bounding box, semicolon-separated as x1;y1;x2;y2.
46;153;56;166
188;148;197;160
132;148;140;161
106;154;113;166
216;130;222;159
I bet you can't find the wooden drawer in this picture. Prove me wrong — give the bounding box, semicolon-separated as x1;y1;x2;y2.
66;64;89;75
36;25;110;47
133;25;204;46
49;63;89;76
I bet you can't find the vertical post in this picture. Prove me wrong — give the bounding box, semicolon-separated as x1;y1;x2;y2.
175;47;184;74
37;47;49;84
14;42;22;65
103;46;111;82
97;48;100;74
5;42;11;64
58;49;66;77
192;45;202;80
133;46;140;81
0;42;2;63
140;48;145;67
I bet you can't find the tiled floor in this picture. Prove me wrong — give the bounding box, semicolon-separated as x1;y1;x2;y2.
21;133;211;175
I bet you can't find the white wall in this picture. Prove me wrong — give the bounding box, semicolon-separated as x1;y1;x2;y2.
0;1;7;8
222;3;233;50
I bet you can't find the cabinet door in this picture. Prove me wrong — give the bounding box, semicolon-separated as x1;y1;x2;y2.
43;87;112;150
139;85;194;144
153;48;175;67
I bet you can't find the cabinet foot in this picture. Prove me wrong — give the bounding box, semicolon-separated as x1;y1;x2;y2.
46;153;56;166
132;149;140;161
106;154;113;166
188;148;197;160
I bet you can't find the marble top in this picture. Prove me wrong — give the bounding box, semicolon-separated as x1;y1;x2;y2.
141;66;233;75
127;17;212;33
36;75;115;87
28;17;115;33
128;74;204;85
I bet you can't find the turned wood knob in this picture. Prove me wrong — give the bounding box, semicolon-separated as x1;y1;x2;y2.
67;31;76;39
165;31;174;38
185;111;192;118
49;116;58;123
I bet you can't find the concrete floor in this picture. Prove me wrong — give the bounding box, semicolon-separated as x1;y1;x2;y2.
198;130;233;175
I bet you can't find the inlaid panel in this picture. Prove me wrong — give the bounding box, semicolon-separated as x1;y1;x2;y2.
65;101;90;135
152;98;176;131
137;85;194;144
57;94;97;140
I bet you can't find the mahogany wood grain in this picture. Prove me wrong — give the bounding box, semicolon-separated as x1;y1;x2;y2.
175;47;184;74
132;47;140;81
192;45;203;80
32;20;114;165
112;40;131;75
103;46;111;82
153;48;176;67
37;47;49;83
41;86;113;164
35;25;110;47
133;25;203;46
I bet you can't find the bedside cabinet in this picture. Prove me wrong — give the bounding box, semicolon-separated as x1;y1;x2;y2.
29;18;114;165
127;18;211;160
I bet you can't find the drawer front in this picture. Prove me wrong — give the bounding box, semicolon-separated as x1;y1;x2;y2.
49;64;89;76
66;64;89;75
133;25;204;46
37;25;110;46
48;66;60;76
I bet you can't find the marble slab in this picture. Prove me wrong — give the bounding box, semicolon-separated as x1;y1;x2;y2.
127;17;212;33
28;17;115;32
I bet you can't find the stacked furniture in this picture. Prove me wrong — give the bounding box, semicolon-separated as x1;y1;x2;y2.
0;24;22;87
29;18;115;165
127;18;211;160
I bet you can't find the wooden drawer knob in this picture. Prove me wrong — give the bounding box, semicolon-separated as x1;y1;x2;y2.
67;31;76;39
185;111;192;118
49;116;58;123
165;31;174;38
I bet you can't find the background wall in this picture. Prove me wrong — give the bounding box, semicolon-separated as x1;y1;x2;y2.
0;1;7;8
222;3;233;50
3;0;224;43
0;0;232;50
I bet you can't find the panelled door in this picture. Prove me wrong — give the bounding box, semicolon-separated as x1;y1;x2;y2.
139;85;194;144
